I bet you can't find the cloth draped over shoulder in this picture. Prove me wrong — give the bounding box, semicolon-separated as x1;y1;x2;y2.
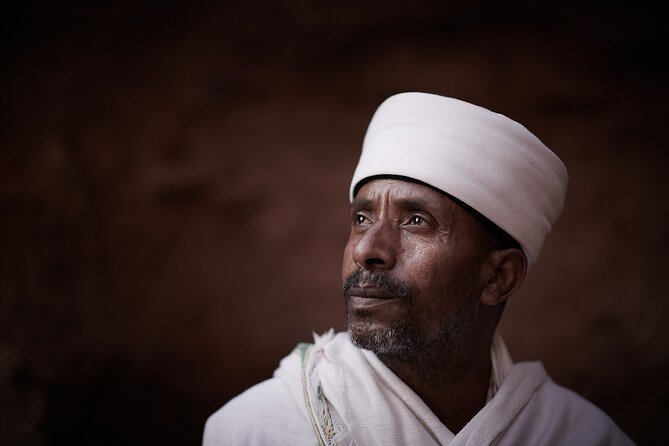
203;331;634;446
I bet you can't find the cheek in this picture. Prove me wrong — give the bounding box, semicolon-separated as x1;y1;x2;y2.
403;243;475;306
401;243;448;282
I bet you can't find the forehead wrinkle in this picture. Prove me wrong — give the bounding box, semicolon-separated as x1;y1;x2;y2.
352;186;394;214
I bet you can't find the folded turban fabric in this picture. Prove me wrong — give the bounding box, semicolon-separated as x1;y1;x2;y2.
349;92;568;266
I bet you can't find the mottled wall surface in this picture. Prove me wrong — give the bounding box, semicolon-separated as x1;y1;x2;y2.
2;1;667;445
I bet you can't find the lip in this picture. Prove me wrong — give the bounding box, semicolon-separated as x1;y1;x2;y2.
347;295;400;309
346;286;397;299
346;286;399;310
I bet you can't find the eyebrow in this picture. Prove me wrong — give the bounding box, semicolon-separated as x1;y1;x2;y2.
350;197;436;212
350;198;372;211
396;198;435;211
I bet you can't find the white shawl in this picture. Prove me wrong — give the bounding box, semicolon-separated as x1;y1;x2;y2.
204;331;634;445
291;330;540;445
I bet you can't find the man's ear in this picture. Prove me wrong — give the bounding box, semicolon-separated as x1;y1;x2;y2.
480;248;527;306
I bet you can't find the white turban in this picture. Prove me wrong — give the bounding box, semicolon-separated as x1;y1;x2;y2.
350;92;568;266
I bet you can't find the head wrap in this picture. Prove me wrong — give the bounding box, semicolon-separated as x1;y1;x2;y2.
350;92;568;265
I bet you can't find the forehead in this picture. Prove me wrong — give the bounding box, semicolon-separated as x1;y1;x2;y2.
352;178;457;213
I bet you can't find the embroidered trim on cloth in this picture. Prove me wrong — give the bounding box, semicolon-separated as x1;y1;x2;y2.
297;343;345;446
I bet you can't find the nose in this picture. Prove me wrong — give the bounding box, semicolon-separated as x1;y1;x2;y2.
352;220;398;270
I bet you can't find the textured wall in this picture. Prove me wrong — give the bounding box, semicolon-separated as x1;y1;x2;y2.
2;1;667;444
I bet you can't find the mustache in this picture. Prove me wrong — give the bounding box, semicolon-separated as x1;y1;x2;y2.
342;268;412;300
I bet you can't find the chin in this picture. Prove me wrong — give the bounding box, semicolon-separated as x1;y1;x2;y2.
346;317;417;359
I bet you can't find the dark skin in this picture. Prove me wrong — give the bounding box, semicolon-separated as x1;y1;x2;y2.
342;179;527;433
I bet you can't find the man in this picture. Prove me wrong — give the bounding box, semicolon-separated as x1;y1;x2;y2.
203;92;634;445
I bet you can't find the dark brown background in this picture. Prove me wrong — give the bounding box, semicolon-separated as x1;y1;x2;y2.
2;1;667;445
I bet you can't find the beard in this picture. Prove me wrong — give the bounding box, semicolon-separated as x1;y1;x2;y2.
343;268;480;374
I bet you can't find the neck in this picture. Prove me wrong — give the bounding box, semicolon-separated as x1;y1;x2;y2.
378;334;493;433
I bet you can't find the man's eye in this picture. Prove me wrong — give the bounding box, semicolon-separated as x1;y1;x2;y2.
355;214;368;224
409;215;425;225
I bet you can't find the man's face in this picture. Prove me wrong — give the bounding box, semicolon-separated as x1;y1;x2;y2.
342;179;491;363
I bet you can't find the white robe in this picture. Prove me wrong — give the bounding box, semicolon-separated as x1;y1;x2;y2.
203;331;634;445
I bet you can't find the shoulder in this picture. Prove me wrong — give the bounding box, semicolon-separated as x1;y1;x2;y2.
499;365;635;445
203;350;315;445
202;331;350;446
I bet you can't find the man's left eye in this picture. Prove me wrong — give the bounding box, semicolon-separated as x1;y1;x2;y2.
409;215;425;225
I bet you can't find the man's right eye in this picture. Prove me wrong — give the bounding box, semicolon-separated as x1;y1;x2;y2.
354;214;368;224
